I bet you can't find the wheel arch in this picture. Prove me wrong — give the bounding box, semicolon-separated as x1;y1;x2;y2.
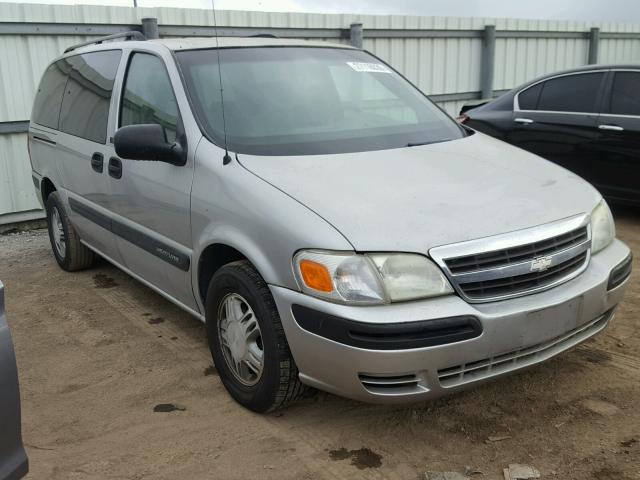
195;237;288;310
197;243;249;306
40;177;56;205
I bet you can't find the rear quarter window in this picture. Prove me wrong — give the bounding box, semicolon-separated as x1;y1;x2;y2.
32;61;68;129
58;50;122;144
517;83;543;110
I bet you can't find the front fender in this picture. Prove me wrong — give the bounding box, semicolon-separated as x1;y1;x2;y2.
191;140;353;313
192;223;285;299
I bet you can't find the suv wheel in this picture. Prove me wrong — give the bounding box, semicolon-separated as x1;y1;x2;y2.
45;192;95;271
205;260;306;412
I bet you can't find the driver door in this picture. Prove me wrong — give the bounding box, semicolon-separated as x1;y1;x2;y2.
108;51;197;310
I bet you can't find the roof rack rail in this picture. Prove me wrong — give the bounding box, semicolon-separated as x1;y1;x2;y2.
249;33;279;39
64;31;146;54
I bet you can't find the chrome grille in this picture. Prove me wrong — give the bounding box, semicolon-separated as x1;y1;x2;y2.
459;249;587;299
446;227;588;274
430;215;591;303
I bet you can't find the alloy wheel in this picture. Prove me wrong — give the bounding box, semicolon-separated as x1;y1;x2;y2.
217;293;264;386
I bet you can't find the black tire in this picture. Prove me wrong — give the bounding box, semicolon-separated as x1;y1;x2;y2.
45;192;95;272
205;260;305;412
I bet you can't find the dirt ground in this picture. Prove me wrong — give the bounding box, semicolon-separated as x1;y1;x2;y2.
1;208;639;480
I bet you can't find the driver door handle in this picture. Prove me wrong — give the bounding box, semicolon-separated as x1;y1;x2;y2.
108;157;122;179
91;152;103;173
599;124;624;132
514;117;534;125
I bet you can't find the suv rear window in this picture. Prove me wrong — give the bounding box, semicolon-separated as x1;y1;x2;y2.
58;50;122;143
32;61;68;129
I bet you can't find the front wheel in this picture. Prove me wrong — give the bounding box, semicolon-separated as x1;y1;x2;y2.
205;260;305;412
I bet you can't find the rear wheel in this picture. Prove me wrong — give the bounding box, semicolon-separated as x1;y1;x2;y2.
45;192;95;271
205;260;305;412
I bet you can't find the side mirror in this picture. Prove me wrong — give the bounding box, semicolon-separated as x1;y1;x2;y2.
114;124;185;165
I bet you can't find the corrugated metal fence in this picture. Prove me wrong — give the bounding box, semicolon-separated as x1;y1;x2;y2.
1;3;640;224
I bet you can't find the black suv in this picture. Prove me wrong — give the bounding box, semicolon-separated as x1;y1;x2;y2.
461;65;640;205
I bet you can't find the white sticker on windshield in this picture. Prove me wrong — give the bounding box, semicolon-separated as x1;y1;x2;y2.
346;62;392;73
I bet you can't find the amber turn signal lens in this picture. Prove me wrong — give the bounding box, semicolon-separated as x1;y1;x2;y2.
299;259;333;293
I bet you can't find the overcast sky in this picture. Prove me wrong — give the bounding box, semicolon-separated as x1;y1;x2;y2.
6;0;640;23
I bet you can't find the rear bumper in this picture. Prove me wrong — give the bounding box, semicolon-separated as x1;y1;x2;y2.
271;239;631;403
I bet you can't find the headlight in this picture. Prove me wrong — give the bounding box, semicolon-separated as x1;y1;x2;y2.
591;199;615;254
293;250;453;305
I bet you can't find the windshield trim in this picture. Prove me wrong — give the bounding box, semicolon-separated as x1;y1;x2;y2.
173;46;467;157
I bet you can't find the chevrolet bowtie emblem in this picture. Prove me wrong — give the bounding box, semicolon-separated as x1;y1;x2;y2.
530;255;553;272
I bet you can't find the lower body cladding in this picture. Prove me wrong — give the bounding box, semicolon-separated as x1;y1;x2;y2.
270;240;632;403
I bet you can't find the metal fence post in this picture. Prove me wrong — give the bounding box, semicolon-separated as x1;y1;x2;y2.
588;27;600;64
141;17;159;39
480;25;496;99
350;23;363;49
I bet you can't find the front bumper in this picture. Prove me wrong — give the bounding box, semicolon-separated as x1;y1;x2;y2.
271;239;631;403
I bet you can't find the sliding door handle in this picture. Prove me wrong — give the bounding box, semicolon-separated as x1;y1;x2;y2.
599;124;624;132
91;153;104;173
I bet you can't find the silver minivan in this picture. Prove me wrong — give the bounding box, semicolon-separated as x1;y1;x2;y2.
29;33;632;412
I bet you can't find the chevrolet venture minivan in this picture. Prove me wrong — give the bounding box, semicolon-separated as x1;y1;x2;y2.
29;33;632;412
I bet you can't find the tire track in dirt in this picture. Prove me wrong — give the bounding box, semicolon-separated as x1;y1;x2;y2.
93;285;210;368
577;344;640;373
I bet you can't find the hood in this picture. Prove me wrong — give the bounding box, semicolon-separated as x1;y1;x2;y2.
238;132;601;253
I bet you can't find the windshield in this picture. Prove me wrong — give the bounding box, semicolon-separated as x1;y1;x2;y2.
176;47;464;156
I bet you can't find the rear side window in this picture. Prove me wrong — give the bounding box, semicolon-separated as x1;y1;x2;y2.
517;83;542;110
120;53;179;144
607;71;640;116
59;50;122;143
536;73;604;113
32;61;68;129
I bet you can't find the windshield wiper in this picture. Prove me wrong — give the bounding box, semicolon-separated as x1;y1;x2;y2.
407;138;452;148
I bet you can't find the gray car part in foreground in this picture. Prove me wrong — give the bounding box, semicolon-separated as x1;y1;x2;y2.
0;282;28;479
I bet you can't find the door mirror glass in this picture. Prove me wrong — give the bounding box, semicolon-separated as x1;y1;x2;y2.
114;124;184;164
